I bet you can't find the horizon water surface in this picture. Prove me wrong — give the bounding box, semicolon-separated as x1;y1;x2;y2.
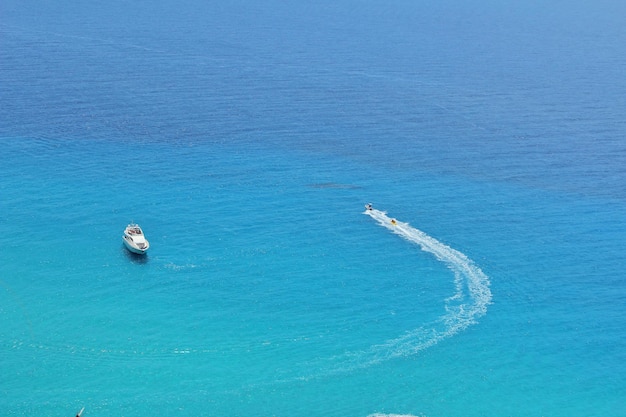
2;1;626;416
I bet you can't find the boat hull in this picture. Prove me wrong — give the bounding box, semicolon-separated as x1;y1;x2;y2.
123;236;149;254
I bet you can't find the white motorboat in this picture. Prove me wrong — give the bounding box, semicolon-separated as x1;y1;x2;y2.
123;223;150;254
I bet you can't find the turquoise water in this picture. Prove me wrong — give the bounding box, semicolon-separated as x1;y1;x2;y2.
2;1;626;416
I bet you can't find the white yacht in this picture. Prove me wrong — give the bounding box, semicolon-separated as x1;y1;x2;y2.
123;223;150;254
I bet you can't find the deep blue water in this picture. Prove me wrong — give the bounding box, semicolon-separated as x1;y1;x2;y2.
2;1;626;416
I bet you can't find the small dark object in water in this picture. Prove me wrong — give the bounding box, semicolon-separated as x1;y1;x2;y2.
308;182;362;190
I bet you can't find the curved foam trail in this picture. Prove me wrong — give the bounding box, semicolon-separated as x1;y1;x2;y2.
358;208;492;365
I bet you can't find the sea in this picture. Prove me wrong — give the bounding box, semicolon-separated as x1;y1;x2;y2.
1;1;626;416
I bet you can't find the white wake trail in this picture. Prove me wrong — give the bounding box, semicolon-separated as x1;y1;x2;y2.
358;207;492;365
268;207;493;381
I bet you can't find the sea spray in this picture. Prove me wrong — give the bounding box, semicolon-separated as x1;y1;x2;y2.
357;208;492;364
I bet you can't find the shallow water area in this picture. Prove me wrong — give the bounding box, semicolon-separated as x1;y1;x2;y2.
2;1;626;416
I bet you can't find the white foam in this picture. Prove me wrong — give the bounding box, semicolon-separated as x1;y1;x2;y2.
357;208;492;364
